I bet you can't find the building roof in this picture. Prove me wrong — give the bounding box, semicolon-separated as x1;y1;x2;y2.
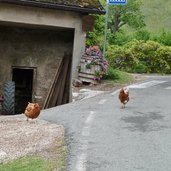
1;0;105;14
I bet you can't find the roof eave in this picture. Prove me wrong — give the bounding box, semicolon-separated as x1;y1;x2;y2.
0;0;106;15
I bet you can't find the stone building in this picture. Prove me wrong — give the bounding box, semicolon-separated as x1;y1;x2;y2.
0;0;105;113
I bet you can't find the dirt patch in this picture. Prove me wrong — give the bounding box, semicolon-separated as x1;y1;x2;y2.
0;115;65;164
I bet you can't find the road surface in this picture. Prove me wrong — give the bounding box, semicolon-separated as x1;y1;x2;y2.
40;75;171;171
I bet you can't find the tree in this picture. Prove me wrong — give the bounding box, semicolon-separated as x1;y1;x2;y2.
107;0;145;34
86;14;105;47
86;0;106;47
86;0;145;47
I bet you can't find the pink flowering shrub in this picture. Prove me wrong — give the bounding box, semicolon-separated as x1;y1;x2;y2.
93;70;103;81
101;59;109;73
84;46;109;82
85;46;102;56
93;59;109;81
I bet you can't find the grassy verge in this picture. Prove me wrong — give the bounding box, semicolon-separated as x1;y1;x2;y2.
104;67;134;85
0;139;67;171
0;156;50;171
112;70;134;84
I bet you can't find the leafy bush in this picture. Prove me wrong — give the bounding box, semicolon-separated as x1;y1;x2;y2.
133;29;151;41
103;66;119;80
155;46;171;73
153;31;171;46
106;45;138;72
108;29;131;46
106;40;171;74
133;62;148;73
130;40;161;73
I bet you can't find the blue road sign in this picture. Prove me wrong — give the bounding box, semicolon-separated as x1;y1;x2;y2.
108;0;127;5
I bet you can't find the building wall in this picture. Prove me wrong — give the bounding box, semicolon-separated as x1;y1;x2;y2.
0;26;74;107
0;3;86;77
0;3;87;103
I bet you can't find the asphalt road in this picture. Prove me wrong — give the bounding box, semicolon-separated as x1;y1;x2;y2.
40;75;171;171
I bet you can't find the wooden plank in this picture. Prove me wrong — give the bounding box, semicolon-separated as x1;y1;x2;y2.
48;59;64;107
43;54;72;108
62;56;71;104
43;59;63;109
56;55;70;105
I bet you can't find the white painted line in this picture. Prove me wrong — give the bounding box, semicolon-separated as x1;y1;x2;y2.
166;86;171;89
111;80;167;95
98;99;107;104
111;89;120;96
128;80;166;89
74;111;95;171
82;111;95;136
85;111;95;125
81;126;90;137
75;152;87;171
78;143;88;151
79;89;104;100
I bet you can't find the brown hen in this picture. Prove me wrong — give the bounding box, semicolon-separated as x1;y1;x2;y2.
24;102;41;121
118;87;129;108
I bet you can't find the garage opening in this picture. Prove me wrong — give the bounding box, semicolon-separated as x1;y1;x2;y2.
0;25;74;110
12;68;34;114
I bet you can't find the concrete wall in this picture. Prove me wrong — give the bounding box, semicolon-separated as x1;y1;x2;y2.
0;3;86;77
0;26;74;107
0;3;87;104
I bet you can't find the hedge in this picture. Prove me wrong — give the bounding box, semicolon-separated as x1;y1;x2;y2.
106;40;171;74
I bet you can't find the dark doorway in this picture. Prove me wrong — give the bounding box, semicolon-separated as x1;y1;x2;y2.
12;68;34;114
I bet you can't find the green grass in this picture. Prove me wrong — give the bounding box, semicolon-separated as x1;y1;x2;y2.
112;70;134;84
0;156;49;171
0;139;67;171
141;0;171;34
104;67;134;84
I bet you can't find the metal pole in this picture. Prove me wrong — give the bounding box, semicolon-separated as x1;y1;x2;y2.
102;0;109;59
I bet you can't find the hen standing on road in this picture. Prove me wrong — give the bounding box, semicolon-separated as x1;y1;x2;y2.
119;87;129;108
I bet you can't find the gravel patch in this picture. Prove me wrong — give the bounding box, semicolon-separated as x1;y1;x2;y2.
0;115;64;164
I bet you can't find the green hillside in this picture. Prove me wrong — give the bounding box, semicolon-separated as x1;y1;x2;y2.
141;0;171;33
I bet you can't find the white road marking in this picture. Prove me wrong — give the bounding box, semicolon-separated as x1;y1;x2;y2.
75;153;87;171
81;126;90;136
98;99;107;104
79;89;104;100
128;80;166;89
111;89;120;96
85;111;95;124
78;143;88;151
111;80;168;95
75;111;95;171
